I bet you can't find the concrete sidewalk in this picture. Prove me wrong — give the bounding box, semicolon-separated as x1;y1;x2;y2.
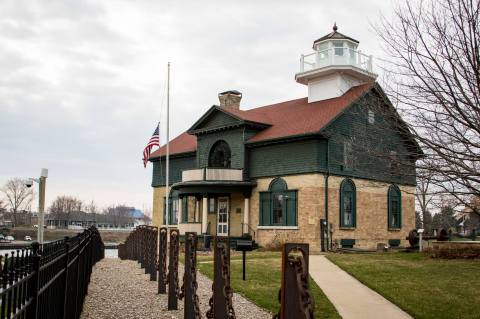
309;255;412;319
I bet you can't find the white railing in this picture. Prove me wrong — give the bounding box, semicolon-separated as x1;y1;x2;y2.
205;168;243;181
299;47;373;74
181;168;244;182
182;169;204;182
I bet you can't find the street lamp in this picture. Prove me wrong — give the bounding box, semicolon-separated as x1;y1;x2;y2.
27;168;48;245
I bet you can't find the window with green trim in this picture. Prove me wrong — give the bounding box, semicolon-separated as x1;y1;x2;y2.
388;185;401;229
259;178;297;226
340;179;356;228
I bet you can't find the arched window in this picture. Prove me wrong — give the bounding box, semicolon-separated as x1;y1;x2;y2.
388;185;401;229
340;179;356;228
269;177;287;192
208;140;231;168
259;178;297;226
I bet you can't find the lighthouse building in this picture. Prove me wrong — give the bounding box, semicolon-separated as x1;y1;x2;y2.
149;25;420;251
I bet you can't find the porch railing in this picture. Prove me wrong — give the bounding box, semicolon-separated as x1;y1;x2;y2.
182;168;243;182
299;47;374;74
182;169;204;182
178;222;202;235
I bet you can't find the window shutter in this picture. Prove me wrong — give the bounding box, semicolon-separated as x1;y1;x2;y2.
163;197;166;225
168;197;174;225
388;185;401;229
260;192;272;226
285;191;297;226
182;197;189;223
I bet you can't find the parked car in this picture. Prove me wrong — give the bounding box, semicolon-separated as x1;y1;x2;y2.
24;236;32;241
0;234;4;240
5;235;14;241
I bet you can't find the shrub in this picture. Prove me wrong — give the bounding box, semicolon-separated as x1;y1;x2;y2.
426;246;480;259
264;231;305;251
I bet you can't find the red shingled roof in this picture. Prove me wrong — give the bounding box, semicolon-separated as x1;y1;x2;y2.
149;83;372;159
149;132;197;158
239;83;372;142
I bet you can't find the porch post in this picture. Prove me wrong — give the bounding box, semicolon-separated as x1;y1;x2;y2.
202;196;208;234
243;197;249;234
195;198;200;222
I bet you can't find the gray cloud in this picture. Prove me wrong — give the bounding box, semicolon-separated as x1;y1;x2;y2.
0;0;395;211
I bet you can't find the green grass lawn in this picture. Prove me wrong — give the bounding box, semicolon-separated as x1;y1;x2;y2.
190;251;340;319
327;252;480;319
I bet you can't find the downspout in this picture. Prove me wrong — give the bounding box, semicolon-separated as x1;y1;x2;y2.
325;139;330;251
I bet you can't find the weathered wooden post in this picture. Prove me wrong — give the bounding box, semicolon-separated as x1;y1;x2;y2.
168;229;179;310
206;236;235;319
274;243;314;319
150;227;158;281
158;227;168;294
179;232;201;319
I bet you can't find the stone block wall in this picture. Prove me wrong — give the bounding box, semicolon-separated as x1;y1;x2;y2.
250;174;325;252
249;173;415;251
328;176;415;248
152;186;166;227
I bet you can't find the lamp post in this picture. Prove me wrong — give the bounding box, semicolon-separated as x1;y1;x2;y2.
29;168;48;245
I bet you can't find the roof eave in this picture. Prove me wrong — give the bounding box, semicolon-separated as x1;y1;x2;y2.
245;132;326;146
149;150;196;162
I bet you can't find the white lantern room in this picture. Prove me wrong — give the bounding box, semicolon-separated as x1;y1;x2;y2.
296;23;377;103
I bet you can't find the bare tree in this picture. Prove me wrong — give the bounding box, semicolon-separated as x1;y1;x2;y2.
85;200;98;215
415;168;437;233
1;178;34;224
377;0;480;216
49;195;83;222
104;205;133;227
0;199;6;214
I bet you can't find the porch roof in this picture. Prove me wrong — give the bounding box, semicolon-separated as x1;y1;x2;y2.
171;180;256;196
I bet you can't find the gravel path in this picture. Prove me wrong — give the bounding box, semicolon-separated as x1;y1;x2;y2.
81;258;271;319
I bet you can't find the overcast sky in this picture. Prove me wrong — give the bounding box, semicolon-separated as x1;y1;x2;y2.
0;0;396;214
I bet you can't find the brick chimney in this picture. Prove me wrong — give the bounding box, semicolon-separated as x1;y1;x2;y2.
218;90;242;110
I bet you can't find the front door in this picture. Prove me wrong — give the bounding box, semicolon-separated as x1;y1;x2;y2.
217;197;229;236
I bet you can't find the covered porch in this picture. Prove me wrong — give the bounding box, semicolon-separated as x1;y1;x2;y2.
166;177;256;239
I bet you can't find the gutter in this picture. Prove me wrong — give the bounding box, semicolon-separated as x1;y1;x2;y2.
325;139;330;251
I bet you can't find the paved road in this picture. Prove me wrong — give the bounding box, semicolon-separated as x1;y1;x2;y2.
309;255;413;319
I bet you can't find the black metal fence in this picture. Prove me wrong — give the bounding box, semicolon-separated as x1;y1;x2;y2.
0;226;105;319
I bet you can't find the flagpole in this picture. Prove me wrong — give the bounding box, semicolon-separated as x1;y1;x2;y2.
165;62;170;231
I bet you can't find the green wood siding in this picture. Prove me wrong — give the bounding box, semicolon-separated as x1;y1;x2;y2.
324;92;417;185
151;155;196;187
150;89;417;188
259;192;271;225
248;139;327;178
196;111;241;132
197;128;246;169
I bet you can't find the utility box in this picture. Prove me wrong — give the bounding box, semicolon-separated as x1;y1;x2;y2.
235;240;253;252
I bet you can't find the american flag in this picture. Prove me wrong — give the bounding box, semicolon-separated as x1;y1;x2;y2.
143;124;160;167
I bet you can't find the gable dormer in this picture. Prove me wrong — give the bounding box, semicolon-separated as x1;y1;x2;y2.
188;91;271;169
188;91;270;135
